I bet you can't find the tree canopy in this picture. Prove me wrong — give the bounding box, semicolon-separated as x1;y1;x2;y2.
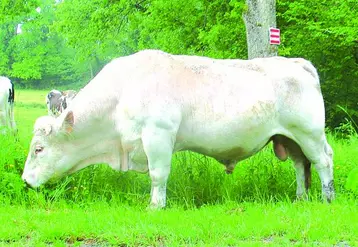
1;0;357;128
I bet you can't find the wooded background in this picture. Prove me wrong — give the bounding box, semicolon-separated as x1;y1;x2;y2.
1;0;357;129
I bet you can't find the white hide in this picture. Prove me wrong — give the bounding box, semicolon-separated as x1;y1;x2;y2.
22;50;334;208
0;76;16;134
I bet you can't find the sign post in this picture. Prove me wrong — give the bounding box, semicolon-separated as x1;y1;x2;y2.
269;28;280;45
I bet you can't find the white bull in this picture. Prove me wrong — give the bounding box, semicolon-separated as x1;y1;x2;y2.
0;76;16;134
22;50;334;208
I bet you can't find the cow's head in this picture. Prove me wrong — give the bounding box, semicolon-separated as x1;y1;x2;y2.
46;90;64;116
22;111;75;187
59;95;67;111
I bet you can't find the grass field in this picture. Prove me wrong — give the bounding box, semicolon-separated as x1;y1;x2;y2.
1;90;358;246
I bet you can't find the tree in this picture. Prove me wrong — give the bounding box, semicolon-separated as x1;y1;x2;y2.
0;0;38;22
0;0;38;76
128;0;247;59
277;0;358;128
54;0;136;67
1;0;89;88
243;0;278;58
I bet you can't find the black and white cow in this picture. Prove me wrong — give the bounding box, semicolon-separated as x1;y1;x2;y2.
0;76;16;134
46;89;77;116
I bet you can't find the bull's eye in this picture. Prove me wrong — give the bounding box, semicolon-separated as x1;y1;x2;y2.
35;146;44;154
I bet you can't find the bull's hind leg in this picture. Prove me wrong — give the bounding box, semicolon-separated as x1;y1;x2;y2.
293;134;335;202
141;125;176;209
293;159;311;200
290;151;312;200
315;140;334;202
273;135;311;200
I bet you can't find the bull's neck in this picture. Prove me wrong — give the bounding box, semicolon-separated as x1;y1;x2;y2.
66;92;117;135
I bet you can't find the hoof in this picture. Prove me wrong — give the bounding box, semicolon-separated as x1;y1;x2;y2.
294;193;309;202
225;169;233;174
146;203;165;211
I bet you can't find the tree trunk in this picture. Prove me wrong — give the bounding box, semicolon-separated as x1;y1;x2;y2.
243;0;277;59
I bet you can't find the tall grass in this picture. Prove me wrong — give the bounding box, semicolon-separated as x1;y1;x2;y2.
1;90;357;208
1;126;357;208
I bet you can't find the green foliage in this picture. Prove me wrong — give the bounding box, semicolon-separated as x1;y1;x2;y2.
346;168;358;195
0;0;38;21
277;0;358;128
1;0;90;88
334;120;357;139
333;105;358;139
0;133;28;204
134;0;247;58
54;0;247;61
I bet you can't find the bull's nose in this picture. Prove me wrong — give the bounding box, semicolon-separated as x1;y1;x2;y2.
21;173;34;188
22;177;32;188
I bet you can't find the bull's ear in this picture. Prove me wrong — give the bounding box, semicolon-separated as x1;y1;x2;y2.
61;111;74;133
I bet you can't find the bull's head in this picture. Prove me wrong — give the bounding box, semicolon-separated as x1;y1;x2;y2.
22;111;75;187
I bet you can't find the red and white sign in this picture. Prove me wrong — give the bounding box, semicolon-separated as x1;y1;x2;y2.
269;28;280;45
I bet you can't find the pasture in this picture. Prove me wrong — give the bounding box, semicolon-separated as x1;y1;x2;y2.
1;90;358;246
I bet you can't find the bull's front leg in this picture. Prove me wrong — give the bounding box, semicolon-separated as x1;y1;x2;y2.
141;125;175;209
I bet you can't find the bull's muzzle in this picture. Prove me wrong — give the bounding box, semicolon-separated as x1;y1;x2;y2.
22;177;33;189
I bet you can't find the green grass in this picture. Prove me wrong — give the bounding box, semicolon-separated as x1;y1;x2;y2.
14;89;48;144
1;200;358;246
1;89;358;245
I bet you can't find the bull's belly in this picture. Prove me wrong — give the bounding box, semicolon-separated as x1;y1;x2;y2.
183;144;268;162
174;120;279;162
